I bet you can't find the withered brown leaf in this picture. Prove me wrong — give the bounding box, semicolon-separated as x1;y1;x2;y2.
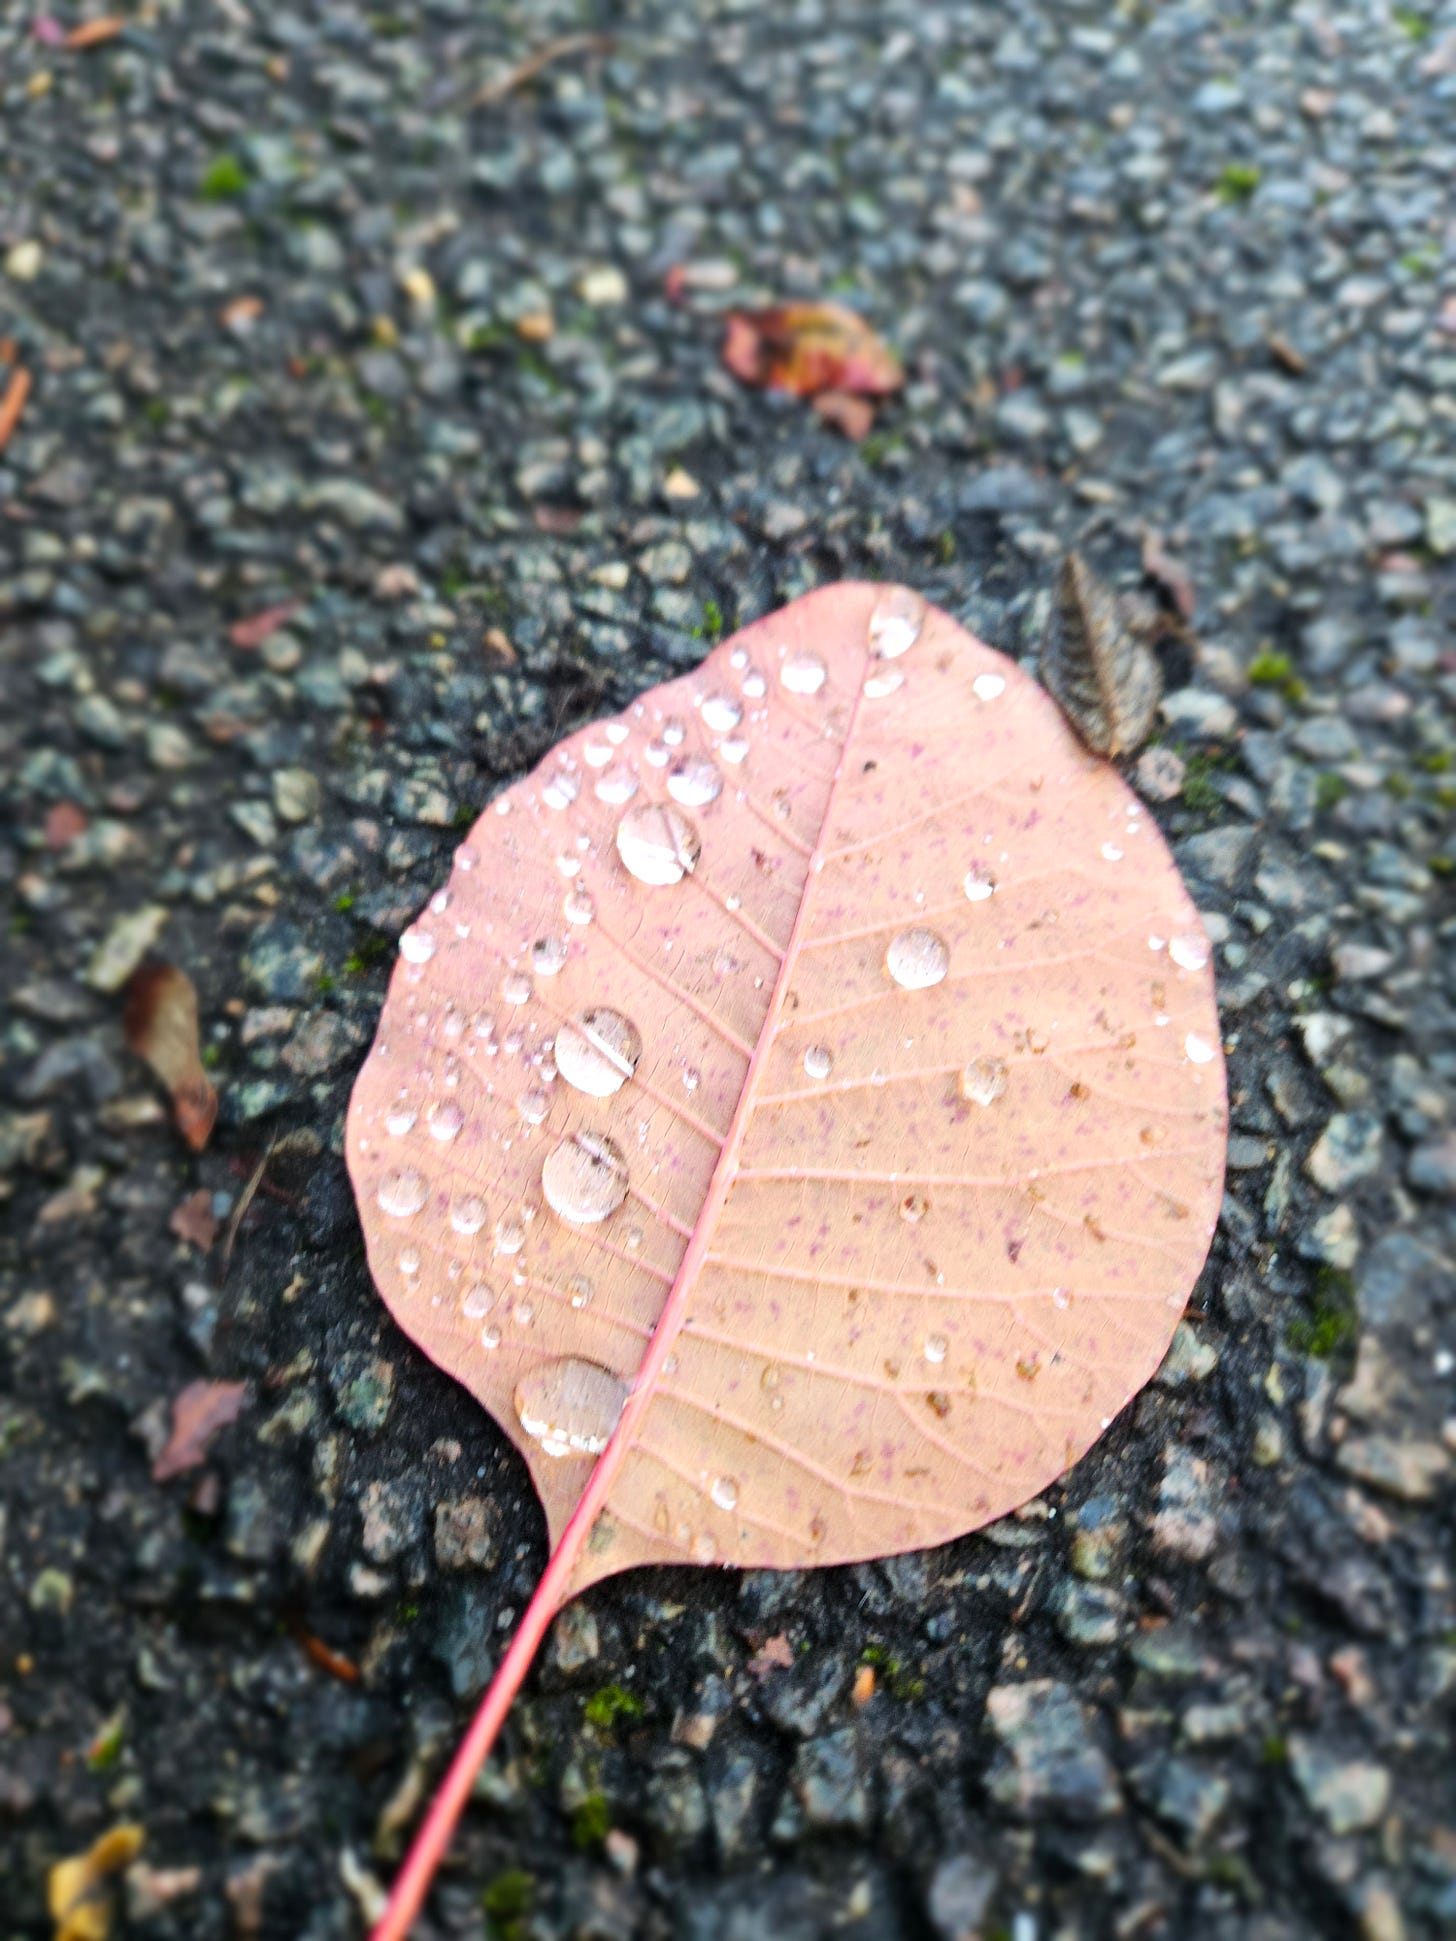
152;1380;248;1482
1041;551;1163;759
122;963;218;1152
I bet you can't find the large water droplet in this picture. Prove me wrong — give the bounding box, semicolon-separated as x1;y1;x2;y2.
1184;1032;1216;1064
719;736;749;765
555;1008;642;1097
803;1044;833;1080
616;802;701;886
780;649;827;695
582;736;613;769
514;1357;628;1459
451;1195;488;1235
500;969;533;1006
377;1169;427;1217
963;868;995;903
563;888;596;926
427;1100;464;1142
701;692;742;734
540;769;580;810
594;763;638;805
868;586;925;659
542;1131;630;1225
400;929;436;965
384;1100;417;1137
740;667;767;699
1169;932;1209;972
958;1057;1008;1107
531;934;569;977
972;672;1006;702
462;1281;495;1319
666;753;723;807
886;927;950;990
863;668;904;700
710;1475;738;1511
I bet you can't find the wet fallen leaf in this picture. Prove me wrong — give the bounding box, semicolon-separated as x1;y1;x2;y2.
122;962;217;1152
746;1635;796;1680
0;367;33;455
228;600;300;650
722;302;903;402
152;1380;248;1482
169;1188;218;1253
64;15;124;49
48;1825;144;1941
348;583;1225;1935
1139;529;1197;623
1041;551;1164;759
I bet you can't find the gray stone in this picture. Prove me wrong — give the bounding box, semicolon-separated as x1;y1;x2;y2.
1175;826;1256;890
925;1855;997;1941
86;905;169;992
433;1496;500;1571
1305;1113;1384;1193
1289;1738;1391;1835
1149;1448;1221;1563
329;1354;395;1433
790;1727;871;1832
985;1681;1120;1821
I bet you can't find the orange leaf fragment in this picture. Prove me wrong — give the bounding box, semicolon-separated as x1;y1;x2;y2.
347;583;1225;1937
122;962;218;1152
289;1619;361;1684
152;1380;247;1482
228;600;300;650
722;302;903;400
65;16;125;49
0;367;33;454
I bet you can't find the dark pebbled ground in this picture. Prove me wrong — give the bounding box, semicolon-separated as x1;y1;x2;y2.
2;3;1454;1939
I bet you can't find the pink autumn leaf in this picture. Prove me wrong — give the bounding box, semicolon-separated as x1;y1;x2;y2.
152;1381;248;1482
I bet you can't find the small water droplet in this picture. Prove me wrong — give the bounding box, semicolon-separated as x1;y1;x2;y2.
899;1192;930;1224
582;736;613;768
667;753;723;807
427;1100;464;1142
924;1333;948;1364
540;769;580;810
384;1100;417;1137
557;850;582;878
701;692;743;733
514;1358;628;1459
518;1085;551;1126
555;1009;642;1097
604;720;630;746
500;969;533;1006
886;927;950;990
616;802;701;885
972;671;1006;702
662;715;686;747
863;668;904;699
377;1169;427;1217
624;1225;644;1252
710;1475;739;1511
400;928;436;965
494;1215;525;1255
563;888;596;926
397;1246;420;1276
542;1131;630;1225
1169;932;1209;972
594;762;638;805
531;934;569;977
644;737;670;767
454;846;477;871
1184;1032;1216;1064
682;1066;701;1093
1051;1286;1070;1309
692;1532;717;1563
803;1044;833;1080
513;1297;534;1327
451;1195;488;1235
963;868;995;903
868;585;925;659
1101;842;1123;863
780;649;827;695
480;1325;501;1350
493;794;512;815
462;1281;495;1319
958;1057;1008;1107
472;1010;495;1039
569;1274;594;1309
719;736;749;765
441;1006;466;1039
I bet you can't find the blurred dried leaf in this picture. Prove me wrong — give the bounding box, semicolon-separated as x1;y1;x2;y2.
0;367;33;455
811;389;876;441
721;302;903;401
122;963;218;1152
746;1635;796;1680
1042;552;1163;759
169;1189;218;1252
152;1380;247;1482
1139;529;1196;622
64;17;125;50
229;601;300;650
48;1825;144;1941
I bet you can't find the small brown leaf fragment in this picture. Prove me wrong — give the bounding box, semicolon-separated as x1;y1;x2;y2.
1267;333;1307;376
44;801;88;850
64;17;126;50
48;1824;144;1941
1041;552;1162;759
229;600;300;650
851;1663;876;1706
811;389;876;441
219;295;264;331
722;302;903;401
0;367;33;455
1139;528;1196;623
746;1634;795;1679
123;962;218;1152
152;1380;248;1482
169;1188;218;1253
289;1618;361;1683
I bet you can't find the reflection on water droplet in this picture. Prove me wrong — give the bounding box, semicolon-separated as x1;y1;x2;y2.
397;1247;420;1276
514;1358;628;1459
720;736;749;764
518;1086;551;1126
740;666;767;699
667;753;722;807
555;1008;642;1097
427;1100;464;1142
400;929;435;965
501;969;533;1006
963;869;995;903
542;1131;630;1225
644;738;670;767
385;1101;417;1137
595;762;638;805
494;1215;524;1255
899;1192;930;1224
377;1169;427;1217
710;1475;738;1511
863;668;904;699
924;1333;947;1364
662;715;686;747
462;1282;495;1319
682;1066;701;1093
616;802;701;885
481;1326;500;1350
886;927;950;990
563;888;596;926
958;1057;1008;1107
604;720;630;746
701;692;742;733
1184;1032;1216;1064
780;649;827;695
1169;932;1209;972
569;1274;593;1309
541;769;580;810
455;846;477;871
451;1195;488;1235
531;935;569;977
692;1532;717;1563
1101;842;1123;862
973;672;1006;702
494;794;512;815
582;737;613;769
868;585;925;659
803;1044;833;1080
